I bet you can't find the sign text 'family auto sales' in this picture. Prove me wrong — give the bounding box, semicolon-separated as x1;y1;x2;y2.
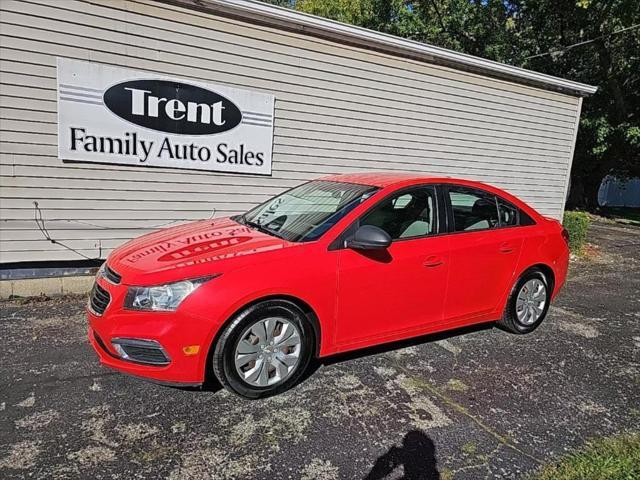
57;58;275;175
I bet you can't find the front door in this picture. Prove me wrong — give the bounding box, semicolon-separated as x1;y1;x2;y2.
334;186;450;346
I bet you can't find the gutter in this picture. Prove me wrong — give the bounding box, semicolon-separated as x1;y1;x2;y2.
161;0;597;97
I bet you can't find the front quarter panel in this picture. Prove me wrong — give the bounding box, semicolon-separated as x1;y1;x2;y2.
179;242;339;380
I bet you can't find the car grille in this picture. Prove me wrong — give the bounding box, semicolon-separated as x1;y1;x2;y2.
104;265;122;284
89;282;110;315
121;345;169;364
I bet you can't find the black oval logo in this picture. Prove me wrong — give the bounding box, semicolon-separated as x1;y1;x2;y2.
103;80;242;135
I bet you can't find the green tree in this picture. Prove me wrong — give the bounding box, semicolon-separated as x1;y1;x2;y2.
260;0;294;7
259;0;640;209
515;0;640;209
295;0;374;25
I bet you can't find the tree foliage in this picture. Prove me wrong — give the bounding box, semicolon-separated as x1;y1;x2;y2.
515;0;640;208
260;0;640;209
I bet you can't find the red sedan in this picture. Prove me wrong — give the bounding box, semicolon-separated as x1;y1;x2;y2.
87;173;569;398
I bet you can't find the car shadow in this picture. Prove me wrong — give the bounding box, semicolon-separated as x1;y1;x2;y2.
355;248;393;263
170;354;223;393
175;322;493;395
302;321;494;381
364;430;440;480
169;377;223;393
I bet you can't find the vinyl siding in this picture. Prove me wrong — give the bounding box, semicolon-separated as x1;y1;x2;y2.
0;0;582;263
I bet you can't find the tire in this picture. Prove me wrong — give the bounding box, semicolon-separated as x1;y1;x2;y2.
497;268;551;334
212;299;315;399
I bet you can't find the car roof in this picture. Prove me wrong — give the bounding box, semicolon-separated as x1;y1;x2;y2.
318;172;539;218
319;171;509;189
319;172;447;188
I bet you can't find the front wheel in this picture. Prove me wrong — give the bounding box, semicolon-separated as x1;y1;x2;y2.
497;268;550;334
212;299;314;399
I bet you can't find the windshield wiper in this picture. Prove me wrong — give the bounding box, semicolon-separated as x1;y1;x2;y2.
241;216;284;239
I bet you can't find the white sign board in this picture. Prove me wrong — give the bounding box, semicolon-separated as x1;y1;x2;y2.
57;58;275;175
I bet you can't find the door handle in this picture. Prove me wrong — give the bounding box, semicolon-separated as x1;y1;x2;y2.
499;243;515;253
423;256;444;268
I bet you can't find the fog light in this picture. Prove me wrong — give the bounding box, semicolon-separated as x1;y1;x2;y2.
182;345;200;356
113;343;129;359
111;338;170;365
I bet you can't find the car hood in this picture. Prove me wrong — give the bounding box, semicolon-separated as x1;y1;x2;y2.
107;217;291;284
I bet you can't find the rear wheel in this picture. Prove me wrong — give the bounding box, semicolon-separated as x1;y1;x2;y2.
212;299;314;399
497;268;550;334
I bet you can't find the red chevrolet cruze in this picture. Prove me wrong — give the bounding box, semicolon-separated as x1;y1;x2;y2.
88;173;569;398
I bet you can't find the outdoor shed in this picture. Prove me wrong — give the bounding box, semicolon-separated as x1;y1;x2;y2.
0;0;596;267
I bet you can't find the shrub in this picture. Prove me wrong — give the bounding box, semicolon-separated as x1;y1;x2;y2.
563;211;590;253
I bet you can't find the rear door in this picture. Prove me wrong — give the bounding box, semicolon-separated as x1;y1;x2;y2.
443;185;524;322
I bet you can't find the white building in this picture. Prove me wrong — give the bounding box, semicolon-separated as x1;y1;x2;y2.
0;0;596;269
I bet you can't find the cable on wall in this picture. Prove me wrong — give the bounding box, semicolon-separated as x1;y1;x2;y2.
33;201;101;261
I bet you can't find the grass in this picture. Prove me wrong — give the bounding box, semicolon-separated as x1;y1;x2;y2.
445;378;469;392
530;433;640;480
461;441;477;455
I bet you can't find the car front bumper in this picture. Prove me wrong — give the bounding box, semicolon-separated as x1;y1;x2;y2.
86;277;213;385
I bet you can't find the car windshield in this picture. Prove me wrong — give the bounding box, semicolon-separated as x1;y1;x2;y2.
238;180;378;242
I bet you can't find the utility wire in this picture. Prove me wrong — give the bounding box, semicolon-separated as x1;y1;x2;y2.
62;218;188;230
524;23;640;60
31;202;213;260
33;201;101;261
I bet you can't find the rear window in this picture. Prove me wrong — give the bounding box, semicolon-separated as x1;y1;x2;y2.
498;199;518;227
519;209;536;226
448;187;499;232
448;185;536;231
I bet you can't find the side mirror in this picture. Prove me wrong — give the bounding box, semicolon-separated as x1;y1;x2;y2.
346;225;391;250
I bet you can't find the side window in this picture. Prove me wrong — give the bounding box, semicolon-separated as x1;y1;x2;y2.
448;187;499;232
519;209;536;226
360;187;437;240
497;199;518;227
392;194;412;209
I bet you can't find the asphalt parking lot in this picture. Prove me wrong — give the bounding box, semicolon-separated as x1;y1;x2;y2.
1;221;639;480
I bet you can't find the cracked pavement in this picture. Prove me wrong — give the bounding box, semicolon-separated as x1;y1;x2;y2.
1;221;639;479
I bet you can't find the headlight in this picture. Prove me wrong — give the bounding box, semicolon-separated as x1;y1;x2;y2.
96;262;106;279
124;276;216;312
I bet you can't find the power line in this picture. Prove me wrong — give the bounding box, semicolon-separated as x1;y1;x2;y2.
524;23;640;60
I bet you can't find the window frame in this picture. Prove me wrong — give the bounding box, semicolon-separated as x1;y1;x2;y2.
442;184;534;234
329;184;445;250
496;197;520;228
330;182;539;250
